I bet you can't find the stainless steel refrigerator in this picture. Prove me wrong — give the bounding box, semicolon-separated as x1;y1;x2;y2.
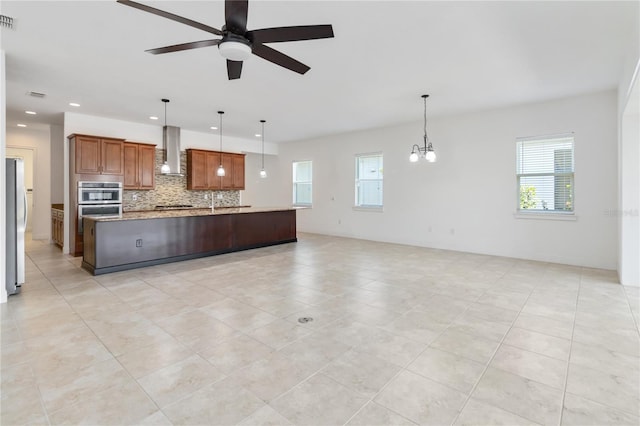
6;158;26;295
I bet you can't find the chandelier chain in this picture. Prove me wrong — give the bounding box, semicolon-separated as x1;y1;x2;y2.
423;95;429;143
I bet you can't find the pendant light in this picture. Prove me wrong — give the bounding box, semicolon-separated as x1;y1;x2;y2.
216;111;226;177
259;120;267;179
160;99;171;174
409;94;437;163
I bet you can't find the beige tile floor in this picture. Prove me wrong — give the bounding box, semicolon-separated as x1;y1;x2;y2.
1;233;639;425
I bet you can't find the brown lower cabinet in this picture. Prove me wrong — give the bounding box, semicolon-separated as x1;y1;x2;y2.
51;206;64;248
82;210;296;275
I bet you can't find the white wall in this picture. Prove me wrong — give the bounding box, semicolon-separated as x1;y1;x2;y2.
242;152;282;207
6;127;52;241
616;13;640;287
618;63;640;287
267;91;619;270
1;50;7;303
63;112;278;155
619;88;639;286
50;124;64;204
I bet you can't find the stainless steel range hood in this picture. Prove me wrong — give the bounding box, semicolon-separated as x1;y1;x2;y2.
161;125;183;176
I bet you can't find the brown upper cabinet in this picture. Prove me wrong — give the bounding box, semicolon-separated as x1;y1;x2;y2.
230;154;245;190
71;134;124;175
124;142;156;190
186;149;245;190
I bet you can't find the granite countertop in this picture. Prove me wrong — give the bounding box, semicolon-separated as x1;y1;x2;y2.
87;206;299;221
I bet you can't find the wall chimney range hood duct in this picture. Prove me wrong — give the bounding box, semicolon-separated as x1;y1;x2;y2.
162;125;183;176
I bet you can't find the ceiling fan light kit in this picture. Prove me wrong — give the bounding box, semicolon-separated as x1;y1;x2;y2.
218;38;252;61
410;94;437;163
117;0;334;80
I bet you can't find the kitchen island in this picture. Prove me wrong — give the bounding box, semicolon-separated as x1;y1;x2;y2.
82;207;297;275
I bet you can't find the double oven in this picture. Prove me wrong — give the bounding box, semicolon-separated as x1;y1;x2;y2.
77;182;122;234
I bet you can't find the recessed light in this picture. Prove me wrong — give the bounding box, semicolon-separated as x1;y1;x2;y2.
149;116;159;120
69;102;81;107
210;126;218;130
17;124;27;127
25;110;36;115
255;133;261;137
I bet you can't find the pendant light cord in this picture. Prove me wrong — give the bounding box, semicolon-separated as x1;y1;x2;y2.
261;120;266;169
218;111;224;154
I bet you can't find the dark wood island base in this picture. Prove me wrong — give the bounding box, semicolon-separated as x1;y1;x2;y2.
82;208;297;275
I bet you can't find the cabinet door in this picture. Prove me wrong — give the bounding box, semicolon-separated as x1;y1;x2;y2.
75;136;101;174
138;144;156;189
206;151;222;189
220;154;234;189
123;143;139;188
51;210;57;244
187;150;208;190
231;154;245;189
101;139;124;175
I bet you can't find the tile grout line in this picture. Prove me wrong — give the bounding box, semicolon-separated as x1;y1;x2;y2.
22;247;70;426
449;271;542;425
556;268;582;426
341;268;508;426
10;236;631;425
562;273;640;420
621;286;640;337
35;249;166;424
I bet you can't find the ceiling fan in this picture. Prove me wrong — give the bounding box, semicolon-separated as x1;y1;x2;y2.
117;0;334;80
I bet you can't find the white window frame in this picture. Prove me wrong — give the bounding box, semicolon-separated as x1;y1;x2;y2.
292;160;312;207
354;152;383;211
515;133;576;220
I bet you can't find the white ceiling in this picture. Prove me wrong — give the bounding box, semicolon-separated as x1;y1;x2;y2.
2;1;638;143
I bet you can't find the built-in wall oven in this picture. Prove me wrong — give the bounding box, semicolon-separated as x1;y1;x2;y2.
77;182;122;234
78;181;122;204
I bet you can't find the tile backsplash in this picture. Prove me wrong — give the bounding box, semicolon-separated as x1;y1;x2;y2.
123;149;241;211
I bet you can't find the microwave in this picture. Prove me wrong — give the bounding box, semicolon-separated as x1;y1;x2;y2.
78;181;122;204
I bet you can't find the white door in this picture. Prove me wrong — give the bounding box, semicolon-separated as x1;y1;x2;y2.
6;147;35;233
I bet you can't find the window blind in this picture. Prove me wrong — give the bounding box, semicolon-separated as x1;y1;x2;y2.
516;134;574;212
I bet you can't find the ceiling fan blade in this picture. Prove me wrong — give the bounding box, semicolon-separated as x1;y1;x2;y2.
225;0;249;34
251;43;310;75
117;0;222;36
248;25;334;44
146;39;221;55
227;60;243;80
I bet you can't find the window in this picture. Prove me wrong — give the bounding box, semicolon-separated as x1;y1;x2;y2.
355;153;383;208
292;160;312;206
516;134;574;213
